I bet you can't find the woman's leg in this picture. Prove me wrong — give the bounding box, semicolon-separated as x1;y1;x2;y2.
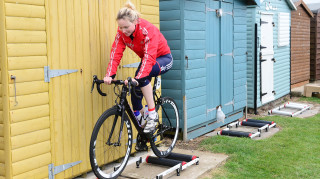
132;54;173;133
141;83;155;109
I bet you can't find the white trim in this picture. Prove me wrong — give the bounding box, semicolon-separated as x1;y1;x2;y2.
137;27;150;79
107;32;121;77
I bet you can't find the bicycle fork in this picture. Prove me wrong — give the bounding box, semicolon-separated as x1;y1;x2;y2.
106;92;127;147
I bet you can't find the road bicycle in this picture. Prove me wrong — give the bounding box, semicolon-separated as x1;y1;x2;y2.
89;75;180;179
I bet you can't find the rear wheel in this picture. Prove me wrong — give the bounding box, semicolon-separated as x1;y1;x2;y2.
150;97;180;157
89;106;133;179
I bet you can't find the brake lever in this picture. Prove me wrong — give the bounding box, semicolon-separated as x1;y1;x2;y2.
91;75;96;93
91;75;107;96
128;80;132;97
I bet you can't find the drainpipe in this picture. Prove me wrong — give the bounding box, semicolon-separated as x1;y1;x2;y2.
254;23;258;114
290;25;292;98
183;96;187;141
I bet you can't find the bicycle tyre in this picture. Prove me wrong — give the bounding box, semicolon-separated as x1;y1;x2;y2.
151;97;180;158
89;106;133;179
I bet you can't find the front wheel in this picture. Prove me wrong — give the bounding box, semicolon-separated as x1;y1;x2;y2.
150;97;180;157
89;106;133;179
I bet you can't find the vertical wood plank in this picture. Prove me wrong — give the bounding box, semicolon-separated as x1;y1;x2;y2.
73;0;87;172
58;0;70;178
81;0;93;170
66;0;80;175
0;0;12;178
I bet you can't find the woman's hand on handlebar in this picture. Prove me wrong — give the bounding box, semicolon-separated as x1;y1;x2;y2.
104;76;113;85
125;78;139;86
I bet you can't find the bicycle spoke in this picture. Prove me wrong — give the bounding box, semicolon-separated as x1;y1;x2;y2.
151;97;180;158
90;106;132;179
160;104;173;127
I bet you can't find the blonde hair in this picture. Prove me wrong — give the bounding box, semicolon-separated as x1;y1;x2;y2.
117;1;140;22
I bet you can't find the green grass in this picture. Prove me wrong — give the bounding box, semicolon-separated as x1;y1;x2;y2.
299;97;320;103
201;98;320;179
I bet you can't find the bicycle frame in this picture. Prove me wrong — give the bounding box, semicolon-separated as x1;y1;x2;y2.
108;78;161;145
91;75;163;146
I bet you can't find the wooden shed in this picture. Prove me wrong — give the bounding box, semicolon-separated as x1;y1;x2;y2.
291;0;313;88
246;0;296;112
0;0;159;178
309;3;320;81
160;0;259;140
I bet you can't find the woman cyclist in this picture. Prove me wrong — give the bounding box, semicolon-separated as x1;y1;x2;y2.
104;1;173;136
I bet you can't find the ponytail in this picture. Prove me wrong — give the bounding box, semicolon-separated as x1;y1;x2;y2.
117;1;140;22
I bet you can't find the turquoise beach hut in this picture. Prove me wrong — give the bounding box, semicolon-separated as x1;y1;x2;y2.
246;0;296;113
160;0;259;140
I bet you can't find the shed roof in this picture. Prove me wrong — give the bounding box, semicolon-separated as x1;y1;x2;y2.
293;0;314;17
260;0;296;10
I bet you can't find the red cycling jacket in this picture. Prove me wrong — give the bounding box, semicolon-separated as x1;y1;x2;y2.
106;18;171;80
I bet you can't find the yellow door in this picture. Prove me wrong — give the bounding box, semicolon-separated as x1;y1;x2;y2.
46;0;159;178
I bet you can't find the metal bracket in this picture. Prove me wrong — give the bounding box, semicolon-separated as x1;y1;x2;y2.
122;62;140;68
260;20;268;25
260;45;267;49
49;161;81;179
205;5;217;13
225;99;234;107
207;107;217;114
205;53;216;60
224;11;233;17
221;52;234;59
44;66;78;82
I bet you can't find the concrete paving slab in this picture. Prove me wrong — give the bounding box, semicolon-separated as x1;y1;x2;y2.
262;103;320;118
291;80;320;97
119;148;228;179
75;149;228;179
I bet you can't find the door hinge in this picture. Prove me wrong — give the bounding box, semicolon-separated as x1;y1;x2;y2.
122;62;140;68
260;19;268;25
260;45;267;49
44;66;78;82
205;53;217;60
224;99;234;107
224;10;234;17
205;5;217;13
207;107;217;114
221;51;234;59
49;161;81;179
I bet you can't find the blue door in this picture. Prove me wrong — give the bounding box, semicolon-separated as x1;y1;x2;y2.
220;1;234;115
206;0;220;121
206;0;234;121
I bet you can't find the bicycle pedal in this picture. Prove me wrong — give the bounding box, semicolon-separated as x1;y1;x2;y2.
135;145;148;151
